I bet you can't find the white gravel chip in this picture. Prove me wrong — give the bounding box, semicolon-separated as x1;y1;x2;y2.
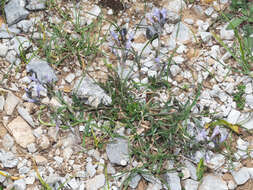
13;179;26;190
227;109;240;124
0;44;8;57
86;174;105;190
183;179;199;190
4;92;20;115
232;167;250;185
198;174;228;190
220;24;234;40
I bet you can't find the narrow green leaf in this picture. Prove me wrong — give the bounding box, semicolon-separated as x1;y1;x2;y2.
197;158;205;181
226;18;244;30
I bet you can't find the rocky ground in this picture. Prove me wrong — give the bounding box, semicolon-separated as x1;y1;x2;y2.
0;0;253;189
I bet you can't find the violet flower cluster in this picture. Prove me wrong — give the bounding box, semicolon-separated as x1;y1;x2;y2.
196;126;228;144
146;8;167;40
25;73;48;103
109;27;134;63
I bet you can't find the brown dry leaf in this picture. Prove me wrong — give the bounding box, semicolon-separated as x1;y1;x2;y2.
136;179;146;190
134;34;147;43
201;0;215;3
0;16;4;27
63;86;71;93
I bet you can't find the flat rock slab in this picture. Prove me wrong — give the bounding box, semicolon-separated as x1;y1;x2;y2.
26;0;46;10
17;106;35;127
182;179;199;190
106;137;129;166
4;92;20;115
26;58;58;84
184;160;197;180
163;0;186;14
73;77;112;107
171;22;192;44
7;116;35;148
10;36;32;55
0;150;19;168
164;171;182;190
231;167;250;185
4;0;29;26
199;174;228;190
0;24;21;39
86;174;105;190
242;116;253;130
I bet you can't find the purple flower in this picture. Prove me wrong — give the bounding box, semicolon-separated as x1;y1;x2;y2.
24;88;37;103
154;57;160;63
147;14;154;23
29;73;38;82
219;132;228;143
151;8;167;26
110;31;119;43
210;126;220;139
125;32;134;50
196;129;208;142
35;83;44;97
153;8;161;21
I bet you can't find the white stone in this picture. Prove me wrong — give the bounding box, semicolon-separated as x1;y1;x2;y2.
86;162;96;177
86;5;101;25
184;18;194;25
209;45;220;59
13;179;26;190
183;179;199;190
107;9;113;15
198;174;228;190
171;22;192;44
86;174;105;190
205;7;214;16
227;180;237;190
0;44;8;57
220;25;234;40
54;156;63;165
227;109;240;124
7;117;35;148
236;138;249;151
164;172;181;190
63;147;73;160
147;70;157;77
0;96;4;111
27;143;37;153
17;106;35;127
147;182;163;190
181;167;190;180
173;56;185;64
231;167;250;185
206;154;225;170
200;32;212;43
4;92;20;115
65;73;75;83
3;133;14;150
170;65;182;77
184;160;197;180
68;178;79;189
245;83;252;94
241;115;253;130
37;135;50;150
164;0;186;13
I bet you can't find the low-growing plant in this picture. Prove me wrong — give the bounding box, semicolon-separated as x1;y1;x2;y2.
233;84;246;110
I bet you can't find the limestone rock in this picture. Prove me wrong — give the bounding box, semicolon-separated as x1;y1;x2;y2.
4;92;20;115
73;77;112;107
7;117;35;148
199;174;228;190
106;137;129;166
4;0;29;26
